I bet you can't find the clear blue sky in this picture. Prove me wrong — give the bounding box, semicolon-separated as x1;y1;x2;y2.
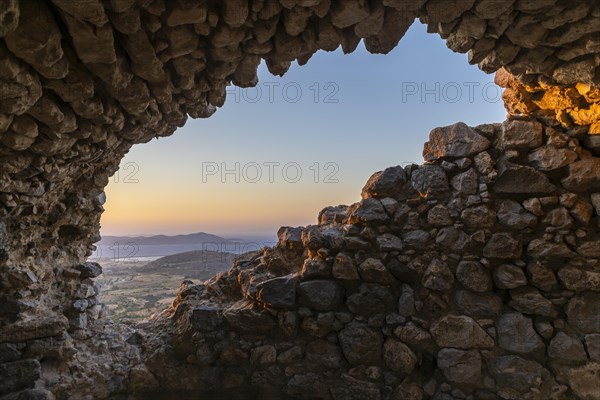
102;22;507;237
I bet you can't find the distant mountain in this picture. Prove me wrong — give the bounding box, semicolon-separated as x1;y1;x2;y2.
142;250;236;275
98;232;238;246
91;232;278;260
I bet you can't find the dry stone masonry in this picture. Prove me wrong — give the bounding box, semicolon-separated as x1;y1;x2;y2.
131;119;600;400
0;0;600;399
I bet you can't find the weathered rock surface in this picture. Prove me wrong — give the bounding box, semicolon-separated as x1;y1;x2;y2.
1;2;600;396
423;123;490;162
339;321;383;365
437;349;482;384
430;315;494;349
1;117;600;400
497;312;545;355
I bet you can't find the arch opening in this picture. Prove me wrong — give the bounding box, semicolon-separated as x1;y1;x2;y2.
93;23;506;323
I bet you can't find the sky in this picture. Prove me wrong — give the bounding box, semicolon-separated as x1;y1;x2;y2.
100;22;507;238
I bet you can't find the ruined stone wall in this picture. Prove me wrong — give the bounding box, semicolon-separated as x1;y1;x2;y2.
122;118;599;400
6;118;598;400
1;0;600;399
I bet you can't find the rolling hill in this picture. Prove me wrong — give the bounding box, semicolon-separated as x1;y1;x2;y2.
98;249;236;321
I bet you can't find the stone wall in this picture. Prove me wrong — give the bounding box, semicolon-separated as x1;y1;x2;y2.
119;118;599;400
5;118;598;399
1;0;600;399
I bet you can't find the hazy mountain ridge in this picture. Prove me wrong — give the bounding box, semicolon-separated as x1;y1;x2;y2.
142;250;237;273
98;232;239;246
93;232;279;259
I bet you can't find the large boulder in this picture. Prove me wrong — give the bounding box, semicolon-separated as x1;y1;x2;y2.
423;122;491;162
361;166;408;198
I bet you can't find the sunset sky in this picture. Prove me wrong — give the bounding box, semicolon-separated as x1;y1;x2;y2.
101;23;506;238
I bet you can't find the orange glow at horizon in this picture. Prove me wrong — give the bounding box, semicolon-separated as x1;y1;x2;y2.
101;176;360;236
99;24;507;237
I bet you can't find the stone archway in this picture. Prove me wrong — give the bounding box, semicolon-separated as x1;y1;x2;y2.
1;1;599;399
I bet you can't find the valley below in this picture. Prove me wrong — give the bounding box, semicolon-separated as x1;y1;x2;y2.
96;250;236;321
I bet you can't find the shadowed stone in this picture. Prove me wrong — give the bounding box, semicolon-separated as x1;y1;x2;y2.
488;356;546;393
191;305;223;331
347;283;396;316
548;332;587;363
339;321;383;365
0;314;68;343
586;335;600;361
333;252;360;280
256;274;298;309
422;259;454;291
297;280;344;311
223;300;276;332
330;375;381;400
484;233;522;259
497;199;538;229
430;315;494;349
0;359;41;395
497;312;545;355
456;261;492;292
362;166;408;198
450;168;479;194
348;198;389;224
561;362;600;400
454;290;503;317
306;340;344;369
411;165;449;198
494;264;527;289
383;338;417;374
493;163;557;194
75;262;103;278
437;349;482;384
566;293;600;333
528;146;578;171
358;258;395;284
558;267;600;292
510;287;557;317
